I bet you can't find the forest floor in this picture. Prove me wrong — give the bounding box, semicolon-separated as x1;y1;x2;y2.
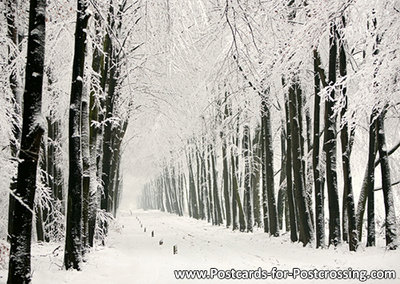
1;210;399;283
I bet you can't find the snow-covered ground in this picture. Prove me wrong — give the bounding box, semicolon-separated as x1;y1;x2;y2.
1;210;399;283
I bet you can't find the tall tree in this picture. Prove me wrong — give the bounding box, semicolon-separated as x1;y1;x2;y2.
324;22;341;247
7;0;46;281
243;124;253;232
252;125;262;228
284;93;298;242
81;92;90;250
221;100;231;227
261;94;279;237
6;0;22;244
64;0;89;270
88;11;102;248
366;110;377;246
338;16;358;252
376;110;397;250
210;144;223;225
289;82;313;246
312;49;325;248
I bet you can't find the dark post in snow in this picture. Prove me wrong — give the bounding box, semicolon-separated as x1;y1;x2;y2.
64;0;89;270
7;0;46;282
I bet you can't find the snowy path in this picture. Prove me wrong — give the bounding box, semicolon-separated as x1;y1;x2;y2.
1;210;399;283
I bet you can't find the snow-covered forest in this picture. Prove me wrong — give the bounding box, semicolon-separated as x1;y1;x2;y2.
0;0;400;283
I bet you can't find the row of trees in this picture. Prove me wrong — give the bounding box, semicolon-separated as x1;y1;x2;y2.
140;0;399;252
3;0;138;282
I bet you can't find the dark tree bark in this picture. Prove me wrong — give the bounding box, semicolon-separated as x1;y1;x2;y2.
366;110;377;246
206;147;214;223
108;120;128;217
7;0;46;281
376;110;397;250
81;97;90;250
188;151;199;219
6;0;22;245
35;206;45;243
355;137;400;241
312;49;325;248
289;83;313;246
252;125;262;228
277;125;287;231
199;148;207;220
210;144;223;225
88;11;102;248
163;169;172;213
64;0;89;270
222;136;231;226
231;144;238;230
284;92;298;242
201;147;211;223
196;147;205;219
101;44;116;215
324;22;341;247
222;101;231;227
243;124;253;232
231;142;245;231
36;140;47;242
338;16;358;251
261;95;279;237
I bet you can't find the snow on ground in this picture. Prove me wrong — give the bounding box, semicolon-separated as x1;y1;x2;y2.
1;210;399;283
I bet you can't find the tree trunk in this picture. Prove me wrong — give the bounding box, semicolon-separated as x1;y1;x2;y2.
7;0;46;281
101;43;116;215
243;124;253;232
88;11;102;248
81;97;90;250
222;102;231;227
261;95;279;237
284;92;298;242
64;0;89;270
277;125;287;230
366;110;377;246
206;147;214;223
6;0;22;245
376;110;397;250
188;151;199;219
312;49;325;248
324;22;341;247
35;206;45;243
252;125;262;228
338;16;358;251
211;144;223;225
261;109;269;234
231;143;245;231
196;149;205;219
289;83;313;246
